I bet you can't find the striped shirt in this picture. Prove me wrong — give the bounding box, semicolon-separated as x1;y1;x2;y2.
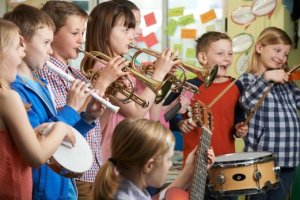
35;57;103;182
239;73;300;167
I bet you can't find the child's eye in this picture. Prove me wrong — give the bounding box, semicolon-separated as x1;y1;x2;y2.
274;48;281;53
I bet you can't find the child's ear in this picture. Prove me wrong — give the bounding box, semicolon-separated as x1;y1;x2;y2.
197;52;207;65
143;158;155;174
256;42;263;54
20;36;26;49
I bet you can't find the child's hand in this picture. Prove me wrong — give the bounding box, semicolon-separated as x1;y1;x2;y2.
95;56;129;89
206;147;215;170
153;48;180;78
178;95;190;114
62;126;76;147
183;146;197;176
178;119;197;133
235;122;248;138
83;90;107;123
263;69;289;83
66;79;90;111
52;122;76;147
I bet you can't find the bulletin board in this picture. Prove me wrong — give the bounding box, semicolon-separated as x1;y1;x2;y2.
129;0;224;78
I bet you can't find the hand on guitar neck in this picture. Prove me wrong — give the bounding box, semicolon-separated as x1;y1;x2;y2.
163;100;215;200
155;146;215;200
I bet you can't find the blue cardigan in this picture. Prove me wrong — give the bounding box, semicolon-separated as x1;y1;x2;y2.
11;75;95;200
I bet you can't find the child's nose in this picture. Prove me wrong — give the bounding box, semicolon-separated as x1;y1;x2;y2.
48;46;53;55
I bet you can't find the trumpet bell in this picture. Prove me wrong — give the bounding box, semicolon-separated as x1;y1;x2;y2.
204;64;219;88
155;79;173;103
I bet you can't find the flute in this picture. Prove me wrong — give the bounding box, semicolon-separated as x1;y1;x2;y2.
45;61;120;113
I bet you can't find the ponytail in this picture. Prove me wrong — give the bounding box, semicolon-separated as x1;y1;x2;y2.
93;161;119;200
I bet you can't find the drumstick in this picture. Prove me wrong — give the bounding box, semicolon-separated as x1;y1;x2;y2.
45;61;120;113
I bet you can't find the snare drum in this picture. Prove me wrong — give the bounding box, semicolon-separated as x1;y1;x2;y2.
43;124;93;178
208;152;280;196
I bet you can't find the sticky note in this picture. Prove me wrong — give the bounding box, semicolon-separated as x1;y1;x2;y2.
185;48;196;58
144;12;156;27
165;19;178;36
173;44;183;54
181;29;197;39
168;7;184;17
143;32;158;48
200;9;217;24
206;24;216;32
179;14;195;26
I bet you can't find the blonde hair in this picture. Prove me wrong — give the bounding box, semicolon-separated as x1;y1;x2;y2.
0;19;20;89
247;27;292;74
94;118;175;200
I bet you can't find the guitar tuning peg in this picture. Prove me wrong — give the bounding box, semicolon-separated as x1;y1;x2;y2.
187;111;193;118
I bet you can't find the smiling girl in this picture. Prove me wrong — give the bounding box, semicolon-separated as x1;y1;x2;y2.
239;27;300;200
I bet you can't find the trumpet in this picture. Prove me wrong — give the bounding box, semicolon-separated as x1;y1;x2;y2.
79;49;172;106
90;69;149;108
129;43;218;92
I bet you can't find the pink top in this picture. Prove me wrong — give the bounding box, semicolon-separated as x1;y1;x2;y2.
0;130;32;199
93;61;150;161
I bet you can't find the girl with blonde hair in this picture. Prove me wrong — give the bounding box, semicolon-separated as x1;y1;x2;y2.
94;118;215;200
0;18;75;199
239;26;299;200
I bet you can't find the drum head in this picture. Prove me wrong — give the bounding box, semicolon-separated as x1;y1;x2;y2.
44;124;93;174
214;152;274;167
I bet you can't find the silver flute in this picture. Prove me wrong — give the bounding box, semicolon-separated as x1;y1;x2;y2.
45;61;120;113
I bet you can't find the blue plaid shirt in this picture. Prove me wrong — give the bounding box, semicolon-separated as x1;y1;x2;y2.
35;57;103;182
239;73;300;167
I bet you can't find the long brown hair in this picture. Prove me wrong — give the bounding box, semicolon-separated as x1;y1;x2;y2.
247;27;292;74
82;1;135;73
93;118;175;200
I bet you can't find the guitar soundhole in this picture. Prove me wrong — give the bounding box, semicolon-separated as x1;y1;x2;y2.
232;173;246;181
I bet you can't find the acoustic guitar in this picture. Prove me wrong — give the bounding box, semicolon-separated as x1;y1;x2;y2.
164;100;213;200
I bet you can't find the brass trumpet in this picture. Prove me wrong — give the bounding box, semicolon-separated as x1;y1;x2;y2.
79;49;172;106
129;43;218;92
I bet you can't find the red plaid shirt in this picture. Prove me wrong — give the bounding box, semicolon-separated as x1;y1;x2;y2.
35;57;103;182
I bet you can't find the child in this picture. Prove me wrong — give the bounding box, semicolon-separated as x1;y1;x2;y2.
93;118;215;200
239;27;300;200
112;0;191;128
176;31;248;160
83;1;178;162
38;1;128;199
4;4;104;199
0;18;75;200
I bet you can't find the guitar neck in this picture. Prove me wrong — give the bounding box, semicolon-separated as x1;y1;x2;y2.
189;126;212;200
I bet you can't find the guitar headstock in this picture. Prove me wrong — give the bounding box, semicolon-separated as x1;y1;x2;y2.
188;100;213;131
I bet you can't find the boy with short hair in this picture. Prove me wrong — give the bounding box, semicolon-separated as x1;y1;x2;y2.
173;31;248;199
37;1;126;199
172;31;248;160
4;4;102;199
